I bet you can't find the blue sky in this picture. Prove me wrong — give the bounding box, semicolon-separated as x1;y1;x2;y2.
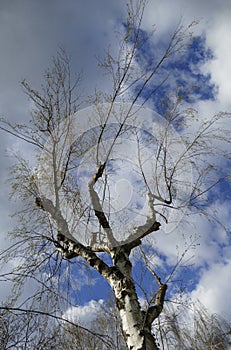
0;0;231;326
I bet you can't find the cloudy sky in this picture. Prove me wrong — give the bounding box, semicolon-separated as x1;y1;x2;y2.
0;0;231;325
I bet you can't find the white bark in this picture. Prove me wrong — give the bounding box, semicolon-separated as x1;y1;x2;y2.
108;248;166;350
36;192;166;349
35;163;166;350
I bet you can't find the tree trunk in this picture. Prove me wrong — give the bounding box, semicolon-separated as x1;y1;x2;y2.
36;195;165;349
113;279;160;350
108;248;162;350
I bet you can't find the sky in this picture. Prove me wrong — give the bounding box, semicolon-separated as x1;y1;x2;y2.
0;0;231;329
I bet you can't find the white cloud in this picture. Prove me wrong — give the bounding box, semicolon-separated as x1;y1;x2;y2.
64;299;105;326
143;0;231;112
205;21;231;108
191;260;231;320
151;198;230;266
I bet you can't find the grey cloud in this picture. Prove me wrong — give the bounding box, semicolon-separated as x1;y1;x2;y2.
0;0;125;287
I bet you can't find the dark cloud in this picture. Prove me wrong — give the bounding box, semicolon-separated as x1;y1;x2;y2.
0;0;125;256
0;0;124;116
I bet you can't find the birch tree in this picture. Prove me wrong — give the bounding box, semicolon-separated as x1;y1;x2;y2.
0;1;230;349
